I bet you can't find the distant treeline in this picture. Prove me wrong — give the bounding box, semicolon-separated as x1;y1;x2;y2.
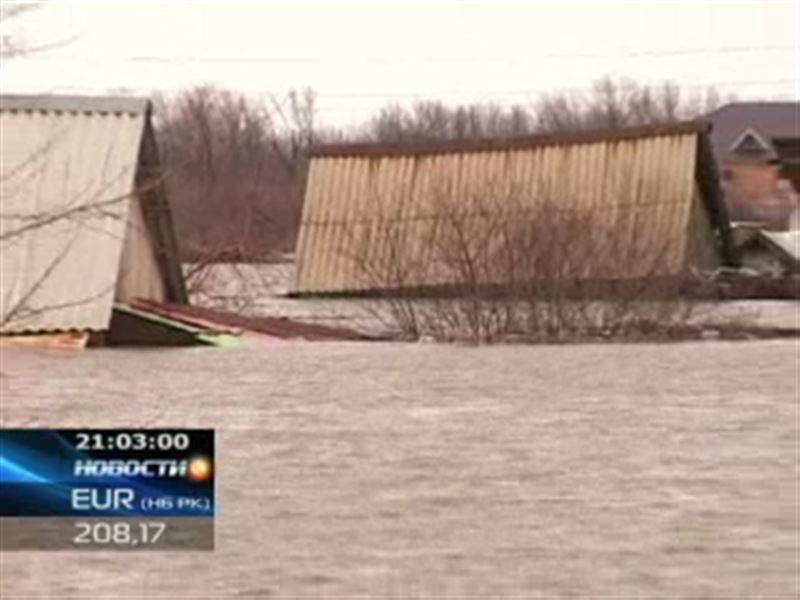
154;77;727;262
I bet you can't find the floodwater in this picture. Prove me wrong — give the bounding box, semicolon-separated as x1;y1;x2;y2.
0;339;797;598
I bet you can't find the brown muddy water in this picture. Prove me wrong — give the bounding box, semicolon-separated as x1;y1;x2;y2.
0;339;797;598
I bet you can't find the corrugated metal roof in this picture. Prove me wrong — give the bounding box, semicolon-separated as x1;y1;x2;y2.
0;94;183;333
295;124;731;295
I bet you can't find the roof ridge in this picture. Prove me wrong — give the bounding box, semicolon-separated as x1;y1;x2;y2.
0;94;150;115
311;121;707;158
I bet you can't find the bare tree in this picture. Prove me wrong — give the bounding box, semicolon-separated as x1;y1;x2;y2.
156;87;284;261
153;86;333;308
362;100;536;142
0;3;37;59
534;76;730;133
1;2;73;60
1;154;150;331
155;86;326;263
269;88;318;179
355;77;727;144
340;176;702;343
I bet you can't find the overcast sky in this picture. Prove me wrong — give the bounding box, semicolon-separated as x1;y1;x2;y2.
1;0;797;126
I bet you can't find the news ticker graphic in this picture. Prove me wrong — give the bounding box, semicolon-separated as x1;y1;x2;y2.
0;429;214;550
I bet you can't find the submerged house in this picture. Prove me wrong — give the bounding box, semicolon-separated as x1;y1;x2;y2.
294;122;736;295
706;102;800;229
0;95;189;347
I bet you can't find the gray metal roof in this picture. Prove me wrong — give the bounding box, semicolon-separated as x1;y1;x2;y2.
0;94;149;115
0;94;182;334
706;102;800;161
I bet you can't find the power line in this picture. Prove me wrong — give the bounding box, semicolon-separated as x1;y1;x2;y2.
128;44;796;63
304;79;797;101
27;78;796;97
30;78;796;115
10;44;795;65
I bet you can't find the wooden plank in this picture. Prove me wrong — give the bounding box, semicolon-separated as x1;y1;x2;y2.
0;331;89;349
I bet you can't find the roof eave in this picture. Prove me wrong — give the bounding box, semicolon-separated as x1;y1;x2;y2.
695;131;739;267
